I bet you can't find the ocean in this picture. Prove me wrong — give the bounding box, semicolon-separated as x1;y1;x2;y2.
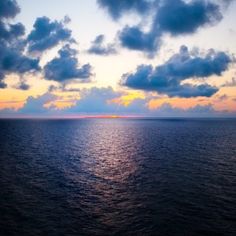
0;118;236;235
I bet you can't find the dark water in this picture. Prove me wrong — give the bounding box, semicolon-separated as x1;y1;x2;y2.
0;118;236;236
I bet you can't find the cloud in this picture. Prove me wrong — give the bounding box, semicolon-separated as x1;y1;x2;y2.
149;103;218;117
0;0;20;19
119;0;225;54
19;93;56;114
15;81;30;90
0;79;7;88
21;87;147;115
87;34;117;56
1;84;235;117
122;46;232;97
0;0;40;88
119;26;161;57
0;87;121;114
27;16;74;53
66;87;121;113
48;84;81;92
222;77;236;87
155;0;222;36
0;87;141;115
0;44;40;89
218;94;228;100
2;87;235;117
97;0;152;20
0;0;25;42
0;21;25;41
44;44;92;82
220;0;236;8
0;2;93;89
0;43;40;78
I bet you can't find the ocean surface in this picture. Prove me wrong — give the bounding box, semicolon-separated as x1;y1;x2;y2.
0;118;236;236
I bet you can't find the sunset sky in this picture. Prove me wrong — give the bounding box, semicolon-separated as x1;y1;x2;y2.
0;0;236;117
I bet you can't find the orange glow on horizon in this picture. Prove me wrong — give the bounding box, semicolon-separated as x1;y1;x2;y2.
148;97;210;110
74;115;139;119
108;91;145;107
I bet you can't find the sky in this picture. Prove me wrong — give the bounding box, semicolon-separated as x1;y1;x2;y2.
0;0;236;117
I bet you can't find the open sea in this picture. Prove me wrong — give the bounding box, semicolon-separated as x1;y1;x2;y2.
0;118;236;236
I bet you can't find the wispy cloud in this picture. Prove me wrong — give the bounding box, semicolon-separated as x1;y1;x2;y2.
87;34;117;56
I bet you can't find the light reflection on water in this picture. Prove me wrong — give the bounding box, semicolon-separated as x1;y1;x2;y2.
70;120;142;233
84;121;138;182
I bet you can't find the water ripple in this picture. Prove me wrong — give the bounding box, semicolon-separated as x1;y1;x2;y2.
0;118;236;235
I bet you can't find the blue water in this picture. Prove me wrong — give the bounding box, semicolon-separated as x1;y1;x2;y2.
0;118;236;236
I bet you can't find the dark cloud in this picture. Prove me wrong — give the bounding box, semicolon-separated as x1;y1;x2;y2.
97;0;152;20
0;80;7;89
122;46;232;97
0;41;40;87
155;0;222;35
0;43;40;76
165;84;218;98
0;2;92;88
0;0;40;87
0;0;20;19
0;0;25;42
44;44;92;82
119;0;226;54
48;84;81;92
0;21;25;41
27;16;74;53
0;71;7;88
119;26;161;57
158;46;232;78
87;34;117;56
16;81;30;90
